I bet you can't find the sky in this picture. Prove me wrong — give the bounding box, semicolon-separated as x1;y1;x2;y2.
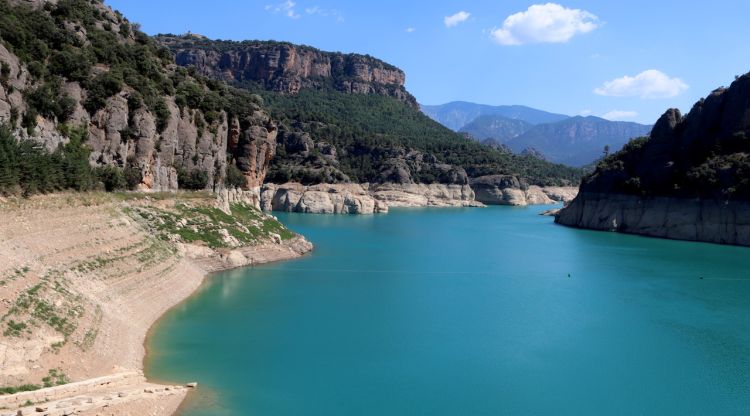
106;0;750;124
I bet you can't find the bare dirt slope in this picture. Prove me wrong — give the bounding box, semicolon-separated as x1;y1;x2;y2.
0;193;312;415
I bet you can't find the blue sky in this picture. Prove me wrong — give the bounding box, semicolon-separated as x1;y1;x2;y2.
107;0;750;124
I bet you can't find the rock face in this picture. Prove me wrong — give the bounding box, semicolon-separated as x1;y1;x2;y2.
157;35;417;108
259;182;486;213
0;2;276;192
557;71;750;245
369;183;482;208
85;94;276;191
260;183;388;214
556;193;750;246
470;175;577;206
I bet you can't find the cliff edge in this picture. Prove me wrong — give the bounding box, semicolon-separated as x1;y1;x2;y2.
557;71;750;245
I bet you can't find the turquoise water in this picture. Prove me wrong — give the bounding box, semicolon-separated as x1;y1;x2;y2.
147;206;750;415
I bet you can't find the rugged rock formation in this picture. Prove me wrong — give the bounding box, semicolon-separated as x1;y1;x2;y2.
259;182;487;213
84;93;276;191
470;175;578;206
260;183;388;214
157;35;417;107
369;183;483;208
556;193;750;246
0;1;276;192
557;72;750;245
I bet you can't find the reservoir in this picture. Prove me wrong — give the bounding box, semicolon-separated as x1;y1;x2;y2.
148;206;750;415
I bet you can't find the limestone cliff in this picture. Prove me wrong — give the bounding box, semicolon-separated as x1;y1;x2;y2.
156;34;417;108
260;183;388;214
471;175;577;206
557;71;750;245
0;0;276;192
369;183;482;208
556;193;750;246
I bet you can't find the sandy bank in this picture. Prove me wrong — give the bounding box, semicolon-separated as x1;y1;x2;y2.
0;193;312;415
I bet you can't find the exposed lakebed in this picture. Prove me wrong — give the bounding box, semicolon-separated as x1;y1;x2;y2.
148;206;750;415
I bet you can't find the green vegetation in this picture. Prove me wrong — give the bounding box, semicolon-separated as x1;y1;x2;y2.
250;87;582;186
128;202;295;249
0;369;69;396
0;124;148;196
177;167;209;190
0;384;41;396
591;132;750;200
42;368;69;388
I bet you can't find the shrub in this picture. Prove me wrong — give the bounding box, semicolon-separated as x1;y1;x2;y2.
225;163;246;189
124;165;142;190
94;165;126;191
84;72;123;114
178;168;208;190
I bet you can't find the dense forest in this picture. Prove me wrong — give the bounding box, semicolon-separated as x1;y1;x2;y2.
244;84;583;186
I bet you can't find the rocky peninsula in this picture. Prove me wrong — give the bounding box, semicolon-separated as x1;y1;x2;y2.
557;72;750;246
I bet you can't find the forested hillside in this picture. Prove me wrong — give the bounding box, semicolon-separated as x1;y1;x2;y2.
159;35;583;187
0;0;275;196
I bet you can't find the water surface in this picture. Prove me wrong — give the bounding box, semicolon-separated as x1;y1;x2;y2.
148;206;750;415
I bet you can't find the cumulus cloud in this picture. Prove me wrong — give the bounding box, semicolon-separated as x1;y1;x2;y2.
602;110;639;121
445;11;471;28
595;70;688;99
491;3;598;45
405;27;416;33
265;1;300;19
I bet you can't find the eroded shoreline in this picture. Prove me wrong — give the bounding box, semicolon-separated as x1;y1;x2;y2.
0;193;312;415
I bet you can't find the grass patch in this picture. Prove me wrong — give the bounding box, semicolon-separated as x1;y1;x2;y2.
127;202;297;249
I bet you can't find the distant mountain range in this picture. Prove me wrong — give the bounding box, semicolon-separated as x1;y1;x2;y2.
505;116;652;167
459;115;533;143
420;102;568;131
421;101;652;167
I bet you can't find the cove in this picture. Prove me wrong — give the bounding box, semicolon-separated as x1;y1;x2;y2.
147;206;750;415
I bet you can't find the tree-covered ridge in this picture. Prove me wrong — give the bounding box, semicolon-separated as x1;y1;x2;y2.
254;86;582;186
156;34;401;73
582;72;750;201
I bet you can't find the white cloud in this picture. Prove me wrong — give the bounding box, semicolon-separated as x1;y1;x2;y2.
490;3;599;45
266;1;300;19
445;11;471;28
602;110;638;121
305;6;344;21
405;27;416;33
579;109;593;116
594;69;688;99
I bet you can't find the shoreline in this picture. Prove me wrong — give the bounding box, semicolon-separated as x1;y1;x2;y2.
0;193;313;416
142;247;314;416
0;192;569;415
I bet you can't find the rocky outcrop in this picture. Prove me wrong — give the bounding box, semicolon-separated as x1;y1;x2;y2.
0;2;277;193
470;175;577;206
369;183;482;208
557;71;750;245
157;35;417;107
260;183;388;214
556;193;750;246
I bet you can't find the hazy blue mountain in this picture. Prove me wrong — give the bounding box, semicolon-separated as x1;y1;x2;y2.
420;101;570;131
459;115;534;143
506;116;652;167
